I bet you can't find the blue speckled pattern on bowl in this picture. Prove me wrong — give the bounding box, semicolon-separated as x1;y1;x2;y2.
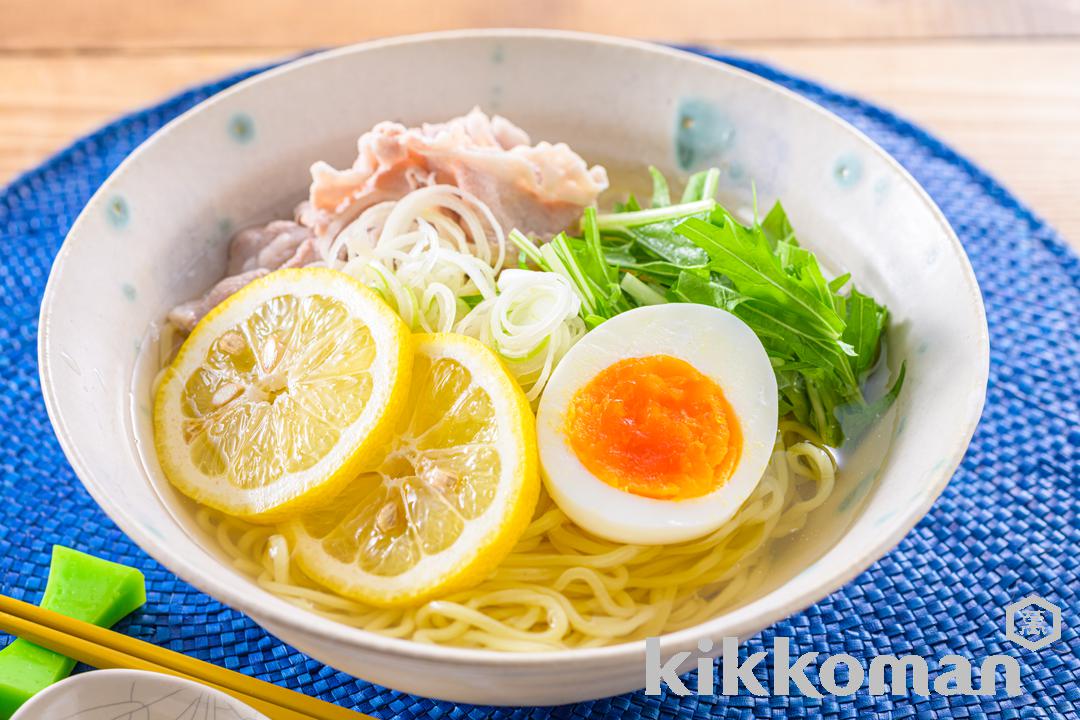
2;44;1077;717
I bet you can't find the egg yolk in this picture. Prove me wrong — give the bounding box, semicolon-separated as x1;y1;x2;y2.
564;354;742;501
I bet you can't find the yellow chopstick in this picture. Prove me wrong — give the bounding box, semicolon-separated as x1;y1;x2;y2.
0;594;371;720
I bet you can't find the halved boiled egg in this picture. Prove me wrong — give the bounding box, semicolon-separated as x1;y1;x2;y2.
537;304;778;544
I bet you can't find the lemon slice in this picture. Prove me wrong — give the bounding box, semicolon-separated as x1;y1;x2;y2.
286;333;539;607
154;268;412;520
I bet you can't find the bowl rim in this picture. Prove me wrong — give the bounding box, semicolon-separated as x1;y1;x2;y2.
38;28;990;669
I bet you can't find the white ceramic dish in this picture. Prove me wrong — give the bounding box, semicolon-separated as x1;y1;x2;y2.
11;670;267;719
38;30;989;705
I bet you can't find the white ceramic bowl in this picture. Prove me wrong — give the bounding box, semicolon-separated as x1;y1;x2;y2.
12;670;267;719
38;30;989;705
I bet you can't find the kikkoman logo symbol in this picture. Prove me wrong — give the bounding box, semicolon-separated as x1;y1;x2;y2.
645;594;1062;698
1005;594;1062;651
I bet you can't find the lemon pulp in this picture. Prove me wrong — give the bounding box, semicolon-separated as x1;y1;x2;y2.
289;333;538;606
154;268;411;520
182;293;375;484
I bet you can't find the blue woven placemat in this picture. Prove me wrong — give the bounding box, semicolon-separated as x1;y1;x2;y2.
1;48;1077;719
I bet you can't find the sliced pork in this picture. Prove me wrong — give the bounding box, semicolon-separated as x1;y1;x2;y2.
167;221;315;332
167;268;268;332
303;107;609;241
168;108;607;332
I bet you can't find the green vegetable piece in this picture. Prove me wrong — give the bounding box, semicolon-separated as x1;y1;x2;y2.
680;168;720;203
841;288;889;379
583;314;606;329
615;194;642;213
602;249;690;280
459;293;485;309
828;272;852;294
680;170;708;203
670;271;742;310
0;546;146;719
677;213;847;336
620;273;667;306
761;200;796;246
836;362;907;443
648;166;672;208
625;222;711;270
581;208;617;285
508;229;544;267
594;198;716;230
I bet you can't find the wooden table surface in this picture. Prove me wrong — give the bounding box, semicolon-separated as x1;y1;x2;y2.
3;0;1079;249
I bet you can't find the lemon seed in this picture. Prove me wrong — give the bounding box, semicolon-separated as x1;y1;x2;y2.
211;382;243;408
261;334;282;372
218;331;245;355
375;502;401;533
424;467;459;494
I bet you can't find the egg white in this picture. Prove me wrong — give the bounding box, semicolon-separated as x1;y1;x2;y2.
536;304;778;545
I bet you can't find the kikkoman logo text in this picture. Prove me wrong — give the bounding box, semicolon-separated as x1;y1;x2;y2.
645;594;1061;698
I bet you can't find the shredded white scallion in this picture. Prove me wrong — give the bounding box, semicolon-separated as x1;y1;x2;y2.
457;270;585;401
325;184;584;399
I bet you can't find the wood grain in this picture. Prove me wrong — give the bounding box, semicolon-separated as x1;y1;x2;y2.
4;0;1080;48
762;41;1080;246
2;1;1079;248
0;52;279;182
